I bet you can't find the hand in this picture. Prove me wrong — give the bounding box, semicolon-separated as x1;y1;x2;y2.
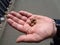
7;10;57;43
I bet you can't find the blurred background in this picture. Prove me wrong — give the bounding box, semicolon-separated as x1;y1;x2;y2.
0;0;60;45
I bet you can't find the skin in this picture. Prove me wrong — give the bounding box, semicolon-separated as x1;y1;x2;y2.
7;10;57;43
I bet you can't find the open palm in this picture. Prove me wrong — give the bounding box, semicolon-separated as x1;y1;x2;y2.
7;11;57;43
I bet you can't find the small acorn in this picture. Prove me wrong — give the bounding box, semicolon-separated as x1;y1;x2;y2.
30;19;36;26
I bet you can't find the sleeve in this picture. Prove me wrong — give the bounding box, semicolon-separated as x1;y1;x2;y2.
54;19;60;35
53;19;60;45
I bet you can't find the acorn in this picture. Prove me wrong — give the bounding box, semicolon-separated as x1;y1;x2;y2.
30;19;36;26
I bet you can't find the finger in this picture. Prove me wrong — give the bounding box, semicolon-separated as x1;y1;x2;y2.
10;11;27;21
16;34;40;43
7;19;27;33
19;10;32;18
7;14;25;25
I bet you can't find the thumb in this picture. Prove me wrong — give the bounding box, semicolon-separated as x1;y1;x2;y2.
16;34;40;43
